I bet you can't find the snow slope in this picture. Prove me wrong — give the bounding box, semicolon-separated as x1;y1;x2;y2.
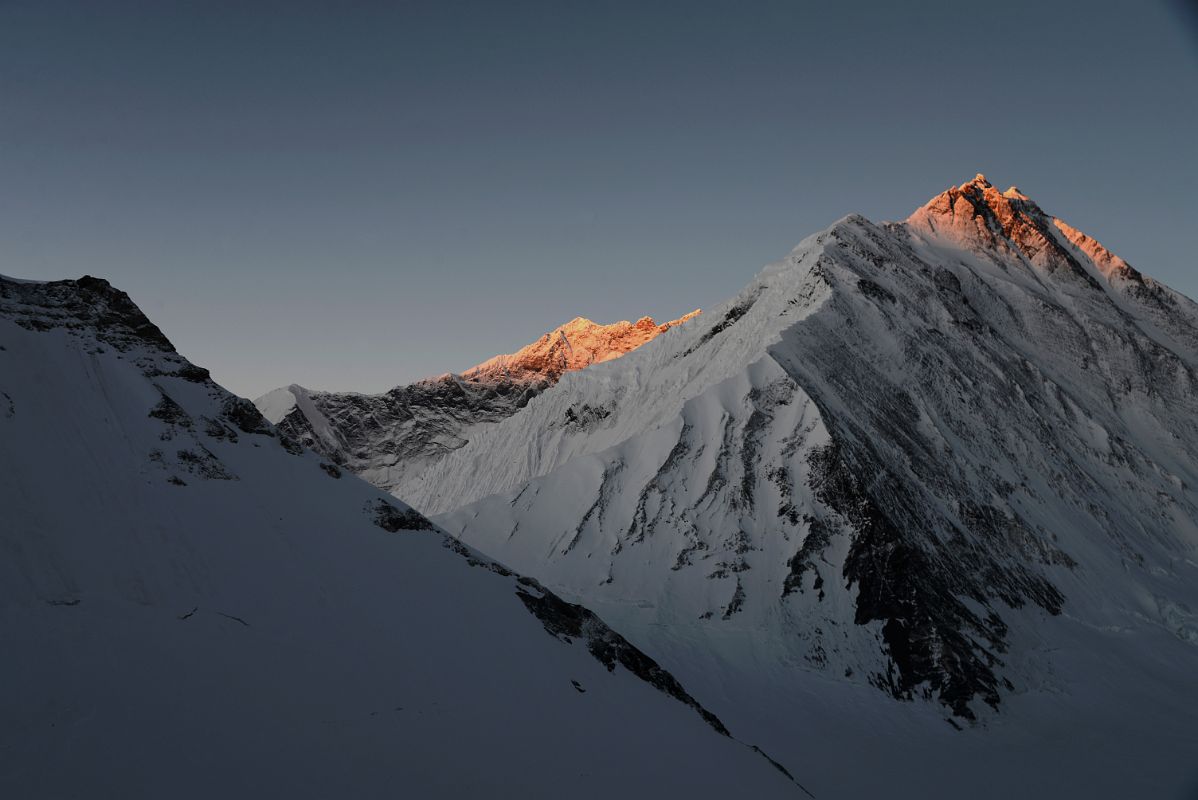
0;276;800;798
253;312;699;500
428;176;1198;798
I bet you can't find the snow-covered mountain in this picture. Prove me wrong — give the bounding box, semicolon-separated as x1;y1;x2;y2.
419;176;1198;797
0;276;800;798
254;311;698;499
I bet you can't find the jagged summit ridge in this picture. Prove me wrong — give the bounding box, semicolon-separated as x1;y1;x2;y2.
909;172;1138;280
464;311;700;384
906;173;1198;355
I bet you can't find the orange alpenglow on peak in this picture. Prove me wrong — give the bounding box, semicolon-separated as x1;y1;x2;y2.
1051;218;1133;278
907;173;1049;257
906;173;1142;282
463;310;701;385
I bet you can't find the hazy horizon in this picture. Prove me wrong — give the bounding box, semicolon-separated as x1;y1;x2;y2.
3;0;1196;398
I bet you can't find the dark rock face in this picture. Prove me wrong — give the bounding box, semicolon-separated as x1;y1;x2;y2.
0;275;175;353
149;394;192;427
273;374;544;495
782;516;831;599
203;417;239;442
370;499;435;532
175;447;237;481
805;441;1017;717
761;214;1196;717
173;363;211;383
680;291;759;358
222;396;303;454
513;576;731;737
563;402;611;429
222;396;274;436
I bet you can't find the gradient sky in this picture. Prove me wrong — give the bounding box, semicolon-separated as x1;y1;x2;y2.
2;1;1195;398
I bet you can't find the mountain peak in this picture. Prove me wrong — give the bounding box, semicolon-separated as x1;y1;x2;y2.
963;172;992;189
907;174;1047;251
956;173;1025;202
1;274;177;355
906;174;1140;282
463;310;701;384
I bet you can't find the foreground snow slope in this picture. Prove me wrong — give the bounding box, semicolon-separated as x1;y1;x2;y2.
431;176;1198;798
254;311;699;500
0;276;798;798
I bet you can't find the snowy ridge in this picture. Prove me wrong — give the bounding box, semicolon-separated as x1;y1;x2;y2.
426;177;1198;797
0;276;800;798
254;311;700;500
404;230;835;514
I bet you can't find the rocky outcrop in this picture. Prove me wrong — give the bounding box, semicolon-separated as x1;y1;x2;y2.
0;275;175;354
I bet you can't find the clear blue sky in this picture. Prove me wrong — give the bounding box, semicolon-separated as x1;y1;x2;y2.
2;0;1195;398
